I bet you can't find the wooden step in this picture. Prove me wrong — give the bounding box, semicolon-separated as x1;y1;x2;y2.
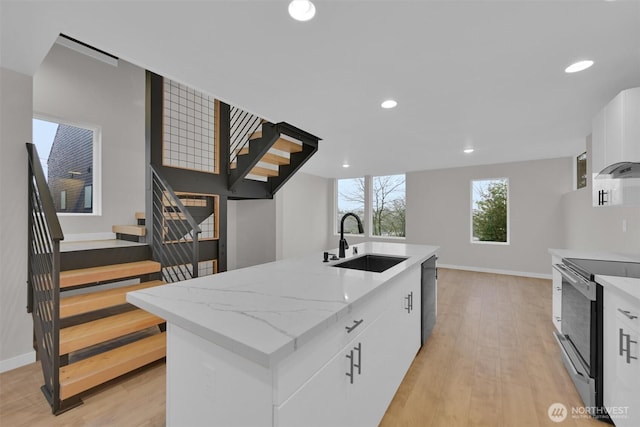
112;225;146;237
135;212;145;220
60;280;165;318
250;166;279;177
164;212;186;221
235;147;290;166
60;260;161;288
248;132;303;153
59;332;166;400
59;309;164;355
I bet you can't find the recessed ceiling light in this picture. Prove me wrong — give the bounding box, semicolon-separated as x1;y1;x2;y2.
342;163;350;168
565;60;594;74
288;0;316;21
381;99;397;109
463;148;474;154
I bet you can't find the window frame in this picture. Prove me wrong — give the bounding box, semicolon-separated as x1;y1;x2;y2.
470;177;510;245
33;114;102;216
334;175;406;240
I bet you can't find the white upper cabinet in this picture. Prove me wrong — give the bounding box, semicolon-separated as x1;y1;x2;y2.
591;87;640;207
591;87;640;174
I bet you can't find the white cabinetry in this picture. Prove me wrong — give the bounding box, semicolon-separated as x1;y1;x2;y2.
276;268;421;427
551;256;562;333
603;286;640;427
592;87;640;174
592;87;640;207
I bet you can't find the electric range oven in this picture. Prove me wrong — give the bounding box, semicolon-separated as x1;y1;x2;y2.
553;257;640;421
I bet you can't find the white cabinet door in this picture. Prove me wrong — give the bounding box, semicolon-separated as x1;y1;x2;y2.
603;288;640;427
348;270;421;427
276;341;351;427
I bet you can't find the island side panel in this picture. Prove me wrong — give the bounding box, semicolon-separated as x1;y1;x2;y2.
166;323;273;427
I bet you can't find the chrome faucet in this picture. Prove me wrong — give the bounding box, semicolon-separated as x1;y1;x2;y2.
339;213;364;258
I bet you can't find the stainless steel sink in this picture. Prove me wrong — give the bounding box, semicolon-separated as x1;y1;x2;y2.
332;254;409;273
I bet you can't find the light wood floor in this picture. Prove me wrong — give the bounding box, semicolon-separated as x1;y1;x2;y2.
0;269;607;426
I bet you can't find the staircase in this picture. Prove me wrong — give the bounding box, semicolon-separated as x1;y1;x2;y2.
228;117;320;195
55;243;167;412
26;143;168;414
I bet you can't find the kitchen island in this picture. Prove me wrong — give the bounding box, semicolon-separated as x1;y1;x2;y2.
127;242;438;427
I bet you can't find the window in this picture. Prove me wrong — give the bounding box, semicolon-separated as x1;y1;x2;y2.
335;174;406;238
337;178;365;234
577;152;587;189
33;117;100;214
471;178;509;244
372;174;406;237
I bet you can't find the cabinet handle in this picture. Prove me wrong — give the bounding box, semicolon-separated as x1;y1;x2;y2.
345;350;354;384
618;308;638;320
555;316;561;322
556;287;561;291
619;328;639;364
345;319;364;333
405;294;411;313
409;291;413;312
353;343;361;375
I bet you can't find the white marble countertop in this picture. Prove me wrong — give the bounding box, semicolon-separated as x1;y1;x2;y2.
549;248;640;263
127;242;438;368
597;275;640;302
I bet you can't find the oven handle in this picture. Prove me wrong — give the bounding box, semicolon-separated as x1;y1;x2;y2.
553;263;579;285
553;264;595;300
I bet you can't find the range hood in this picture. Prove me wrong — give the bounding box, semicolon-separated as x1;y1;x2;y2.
595;162;640;179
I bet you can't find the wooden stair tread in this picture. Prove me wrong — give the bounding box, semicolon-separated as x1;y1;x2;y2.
59;309;164;355
234;147;290;167
60;260;161;288
248;132;303;153
164;212;186;220
59;332;166;400
112;225;146;237
60;280;165;318
135;212;145;220
250;166;279;177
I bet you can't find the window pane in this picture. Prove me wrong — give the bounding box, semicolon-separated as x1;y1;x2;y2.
33;118;95;214
337;178;365;234
372;174;406;237
471;178;508;243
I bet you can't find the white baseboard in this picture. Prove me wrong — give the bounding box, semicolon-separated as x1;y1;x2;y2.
438;263;552;280
64;232;116;242
0;351;36;373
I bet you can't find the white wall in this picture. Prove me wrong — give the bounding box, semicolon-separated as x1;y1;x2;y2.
276;172;331;260
33;43;145;239
227;172;331;269
0;68;35;372
562;136;640;253
405;157;571;277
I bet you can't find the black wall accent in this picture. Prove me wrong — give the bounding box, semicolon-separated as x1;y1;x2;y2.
146;71;278;272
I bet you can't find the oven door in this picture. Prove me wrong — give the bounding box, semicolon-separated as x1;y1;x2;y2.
553;263;598;407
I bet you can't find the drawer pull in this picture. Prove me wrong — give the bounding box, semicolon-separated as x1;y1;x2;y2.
619;328;639;365
353;343;362;375
345;319;364;333
618;308;638;320
345;350;354;384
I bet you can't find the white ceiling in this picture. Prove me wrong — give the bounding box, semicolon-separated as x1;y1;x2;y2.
2;1;639;178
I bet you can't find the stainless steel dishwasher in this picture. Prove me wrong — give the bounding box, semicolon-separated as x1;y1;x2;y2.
421;255;437;346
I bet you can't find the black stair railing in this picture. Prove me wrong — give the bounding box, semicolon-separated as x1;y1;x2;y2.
26;142;64;414
150;165;201;282
229;105;263;167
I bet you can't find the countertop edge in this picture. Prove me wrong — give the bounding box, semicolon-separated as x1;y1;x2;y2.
596;274;640;302
548;248;640;262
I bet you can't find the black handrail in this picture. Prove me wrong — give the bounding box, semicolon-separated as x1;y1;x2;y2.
149;165;201;282
229;106;262;166
26;142;64;414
